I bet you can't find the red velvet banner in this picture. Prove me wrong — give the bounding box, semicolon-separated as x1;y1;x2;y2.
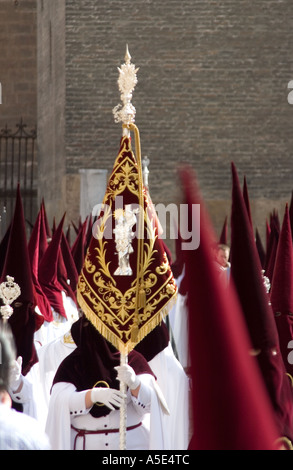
77;136;177;354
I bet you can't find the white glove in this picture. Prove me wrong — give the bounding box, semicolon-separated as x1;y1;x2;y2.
0;305;13;321
115;364;141;390
9;356;23;391
90;387;126;411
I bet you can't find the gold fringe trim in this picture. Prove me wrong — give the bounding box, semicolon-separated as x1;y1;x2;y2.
77;288;177;356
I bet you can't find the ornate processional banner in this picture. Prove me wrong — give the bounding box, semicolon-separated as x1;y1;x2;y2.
77;136;177;355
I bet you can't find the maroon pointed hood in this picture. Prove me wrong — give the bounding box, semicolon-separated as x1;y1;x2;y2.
289;191;293;239
61;232;79;293
219;216;228;245
255;227;266;269
28;207;51;325
230;162;293;442
1;186;38;375
179;166;279;450
57;237;77;305
71;219;87;275
38;204;49;264
170;224;184;279
65;224;71;246
264;219;279;283
270;204;293;377
41;199;51;240
243;175;253;228
38;214;67;319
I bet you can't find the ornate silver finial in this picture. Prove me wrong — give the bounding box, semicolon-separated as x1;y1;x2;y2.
0;275;21;321
112;45;139;132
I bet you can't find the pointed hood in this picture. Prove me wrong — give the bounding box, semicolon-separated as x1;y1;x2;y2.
264;219;279;282
171;224;184;279
39;203;49;263
179;166;279;450
41;199;51;240
266;218;271;253
57;238;77;305
61;232;79;293
71;219;87;275
51;217;56;236
1;186;38;375
219;216;228;245
289;191;293;239
243;175;253;228
65;223;71;247
28;207;52;324
255;227;266;269
38;214;67;319
230;162;293;443
270;204;293;377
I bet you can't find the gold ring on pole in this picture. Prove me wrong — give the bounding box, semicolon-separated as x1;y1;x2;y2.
93;380;110;406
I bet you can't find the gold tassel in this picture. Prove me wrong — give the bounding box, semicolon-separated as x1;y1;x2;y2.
138;288;146;309
131;324;139;343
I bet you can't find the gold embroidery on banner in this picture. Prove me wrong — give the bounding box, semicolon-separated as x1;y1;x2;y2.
156;253;169;275
77;137;177;353
108;157;139;201
81;214;158;327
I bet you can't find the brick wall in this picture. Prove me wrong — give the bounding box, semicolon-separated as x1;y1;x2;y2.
0;0;38;232
0;0;37;125
37;0;66;222
64;0;293;246
1;0;293;249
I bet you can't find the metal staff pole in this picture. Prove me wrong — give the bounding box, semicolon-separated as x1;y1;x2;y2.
113;45;140;451
119;352;128;450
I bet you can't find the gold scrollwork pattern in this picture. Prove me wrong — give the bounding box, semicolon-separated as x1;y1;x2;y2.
77;136;177;354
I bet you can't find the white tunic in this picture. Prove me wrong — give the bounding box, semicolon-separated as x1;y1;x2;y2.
45;373;165;450
148;343;190;450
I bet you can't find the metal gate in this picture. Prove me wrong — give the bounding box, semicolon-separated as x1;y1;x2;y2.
0;118;37;240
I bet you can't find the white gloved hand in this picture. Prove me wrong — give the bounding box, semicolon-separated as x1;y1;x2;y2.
9;356;23;391
115;364;141;390
90;387;126;411
0;305;13;321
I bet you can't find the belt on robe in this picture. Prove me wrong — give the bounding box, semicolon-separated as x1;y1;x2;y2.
71;422;142;450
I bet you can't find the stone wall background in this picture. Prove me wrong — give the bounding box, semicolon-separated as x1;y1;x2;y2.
1;0;293;253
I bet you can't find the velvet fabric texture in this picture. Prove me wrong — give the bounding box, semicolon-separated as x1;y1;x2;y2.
28;206;52;324
1;186;38;375
270;204;293;378
77;136;177;355
61;232;79;294
38;214;67;319
180;166;279;450
230;162;293;443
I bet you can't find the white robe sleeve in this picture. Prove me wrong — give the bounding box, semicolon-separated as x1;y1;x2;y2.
131;373;169;450
45;375;169;451
45;382;76;450
148;343;190;450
